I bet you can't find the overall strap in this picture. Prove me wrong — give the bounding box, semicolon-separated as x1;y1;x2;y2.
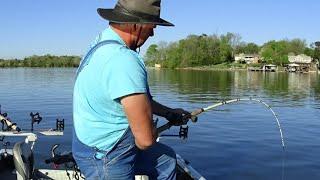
76;40;122;77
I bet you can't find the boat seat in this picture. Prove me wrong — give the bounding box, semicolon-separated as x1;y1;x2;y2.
135;175;149;180
11;141;149;180
12;141;34;180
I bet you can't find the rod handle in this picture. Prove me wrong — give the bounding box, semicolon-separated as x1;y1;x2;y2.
190;108;204;122
0;115;21;132
157;123;171;134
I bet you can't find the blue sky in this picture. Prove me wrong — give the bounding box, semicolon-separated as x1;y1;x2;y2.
0;0;319;59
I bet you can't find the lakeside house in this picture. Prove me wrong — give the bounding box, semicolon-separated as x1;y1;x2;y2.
154;63;161;68
287;54;314;73
234;53;260;64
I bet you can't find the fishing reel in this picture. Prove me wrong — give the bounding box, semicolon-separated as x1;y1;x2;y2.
1;141;10;155
0;105;21;132
30;112;65;132
45;144;75;166
179;125;189;139
30;112;42;131
45;144;84;180
55;118;64;132
156;115;192;140
158;125;189;140
0;112;10;131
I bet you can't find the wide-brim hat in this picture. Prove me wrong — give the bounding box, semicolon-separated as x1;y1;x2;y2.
97;0;174;26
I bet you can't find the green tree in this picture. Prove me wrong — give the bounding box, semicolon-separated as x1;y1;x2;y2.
304;47;314;57
288;38;306;55
0;55;81;68
314;41;320;61
145;44;159;62
260;40;289;65
245;43;260;54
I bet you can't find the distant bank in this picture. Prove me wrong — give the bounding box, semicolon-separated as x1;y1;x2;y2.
0;55;80;68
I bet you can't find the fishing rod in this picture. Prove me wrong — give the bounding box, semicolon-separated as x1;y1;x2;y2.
157;97;285;149
0;106;64;134
0;105;21;132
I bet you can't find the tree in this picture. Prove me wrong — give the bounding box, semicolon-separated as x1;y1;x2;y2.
145;44;159;62
314;41;320;61
288;38;306;55
0;55;80;68
244;43;260;54
260;40;289;65
304;47;314;57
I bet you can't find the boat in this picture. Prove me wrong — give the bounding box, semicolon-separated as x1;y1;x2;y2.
248;64;277;72
0;108;206;180
285;63;300;72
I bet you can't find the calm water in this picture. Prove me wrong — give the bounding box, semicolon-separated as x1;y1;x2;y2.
0;68;319;180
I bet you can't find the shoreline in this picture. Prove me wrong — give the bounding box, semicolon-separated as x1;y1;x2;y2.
1;66;318;73
147;64;248;71
147;66;319;73
176;67;247;71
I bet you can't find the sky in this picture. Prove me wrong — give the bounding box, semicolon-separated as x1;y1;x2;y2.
0;0;319;59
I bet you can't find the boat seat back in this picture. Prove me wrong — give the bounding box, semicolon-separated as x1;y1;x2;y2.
12;141;34;179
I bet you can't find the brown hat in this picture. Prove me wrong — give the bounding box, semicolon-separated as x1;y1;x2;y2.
97;0;174;26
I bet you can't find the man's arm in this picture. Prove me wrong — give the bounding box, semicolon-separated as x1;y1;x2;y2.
150;99;192;126
121;93;157;150
150;99;172;117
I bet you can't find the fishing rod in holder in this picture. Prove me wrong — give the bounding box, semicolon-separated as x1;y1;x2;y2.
157;97;285;149
30;112;42;132
0;105;21;132
29;112;65;133
55;118;65;132
0;105;65;137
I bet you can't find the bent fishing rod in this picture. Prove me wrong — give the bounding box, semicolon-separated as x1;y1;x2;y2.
157;97;285;149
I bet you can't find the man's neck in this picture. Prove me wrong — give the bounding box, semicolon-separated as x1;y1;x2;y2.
110;25;137;50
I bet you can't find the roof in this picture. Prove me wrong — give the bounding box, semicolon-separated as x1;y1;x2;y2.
265;64;277;67
288;54;312;63
288;63;300;67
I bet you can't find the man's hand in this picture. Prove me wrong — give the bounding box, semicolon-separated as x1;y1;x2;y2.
165;108;192;126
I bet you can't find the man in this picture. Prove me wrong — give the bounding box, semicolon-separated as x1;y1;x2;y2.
72;0;192;179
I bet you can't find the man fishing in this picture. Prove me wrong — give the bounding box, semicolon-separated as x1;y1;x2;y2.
72;0;193;179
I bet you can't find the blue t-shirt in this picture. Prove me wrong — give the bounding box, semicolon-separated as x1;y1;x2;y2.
73;27;150;152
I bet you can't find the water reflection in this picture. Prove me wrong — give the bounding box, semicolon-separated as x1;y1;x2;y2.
0;68;319;179
148;69;320;179
148;69;235;102
148;69;320;105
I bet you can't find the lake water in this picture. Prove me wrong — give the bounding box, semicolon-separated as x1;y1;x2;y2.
0;68;319;180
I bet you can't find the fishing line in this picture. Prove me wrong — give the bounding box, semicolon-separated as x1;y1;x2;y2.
158;97;287;179
188;97;286;180
190;97;285;149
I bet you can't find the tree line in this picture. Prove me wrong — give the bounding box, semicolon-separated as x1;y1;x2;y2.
1;35;319;69
0;55;81;68
144;33;320;68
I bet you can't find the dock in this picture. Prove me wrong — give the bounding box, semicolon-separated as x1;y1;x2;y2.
248;64;277;72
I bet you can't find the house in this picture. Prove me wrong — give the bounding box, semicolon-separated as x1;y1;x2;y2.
154;63;161;68
287;54;312;73
235;53;260;64
288;54;312;64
